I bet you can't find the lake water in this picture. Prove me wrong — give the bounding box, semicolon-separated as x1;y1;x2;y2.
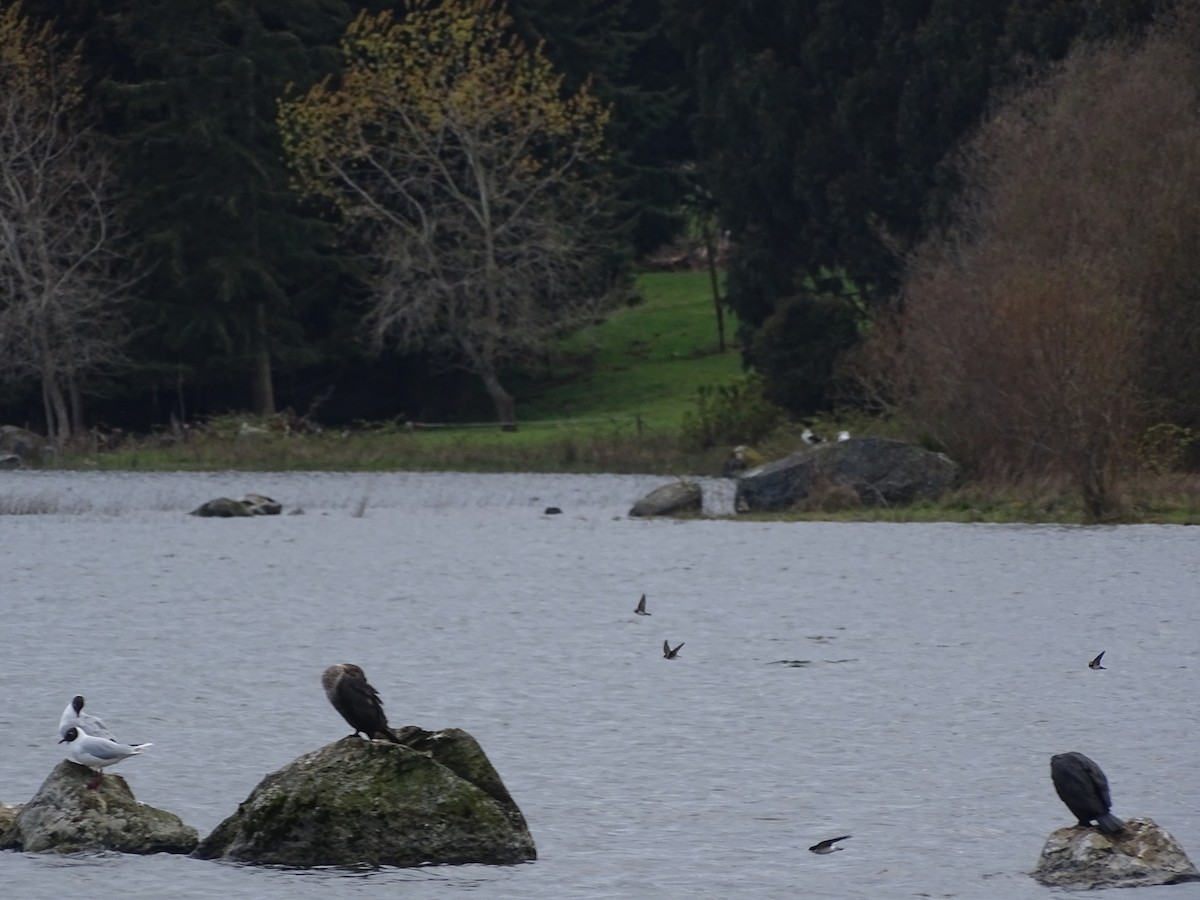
1;470;1199;899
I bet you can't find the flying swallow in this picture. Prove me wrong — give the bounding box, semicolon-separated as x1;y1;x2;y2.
635;594;650;616
809;835;851;854
663;640;684;659
1088;651;1106;670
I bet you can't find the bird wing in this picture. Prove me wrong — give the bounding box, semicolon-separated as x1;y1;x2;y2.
1090;651;1105;666
663;640;670;654
79;735;135;760
80;712;116;740
1082;756;1113;809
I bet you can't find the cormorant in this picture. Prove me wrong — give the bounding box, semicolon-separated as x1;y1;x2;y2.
635;594;650;616
321;663;402;743
663;640;684;659
1051;751;1125;834
809;835;851;854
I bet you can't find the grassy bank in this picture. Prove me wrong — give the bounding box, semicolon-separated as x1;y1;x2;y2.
46;270;1200;524
86;270;742;474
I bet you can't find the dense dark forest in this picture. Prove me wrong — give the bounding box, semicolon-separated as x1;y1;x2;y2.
0;0;1177;447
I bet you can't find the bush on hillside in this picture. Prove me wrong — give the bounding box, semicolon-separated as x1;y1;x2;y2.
854;9;1200;521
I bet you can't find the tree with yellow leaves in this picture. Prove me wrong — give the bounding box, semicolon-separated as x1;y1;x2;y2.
0;2;132;444
279;0;615;429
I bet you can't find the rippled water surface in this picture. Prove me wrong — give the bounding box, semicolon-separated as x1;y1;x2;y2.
2;471;1199;899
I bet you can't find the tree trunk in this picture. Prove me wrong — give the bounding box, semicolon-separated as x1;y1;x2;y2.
701;217;726;352
480;367;517;431
67;367;85;436
250;302;276;416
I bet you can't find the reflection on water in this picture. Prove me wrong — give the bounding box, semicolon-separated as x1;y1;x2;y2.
1;471;1199;899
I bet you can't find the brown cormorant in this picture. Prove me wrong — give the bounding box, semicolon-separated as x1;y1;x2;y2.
1051;751;1125;834
321;663;402;743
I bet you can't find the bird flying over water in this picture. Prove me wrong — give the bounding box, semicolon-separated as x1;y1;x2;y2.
635;594;650;616
322;663;402;743
663;640;684;659
809;835;851;854
58;695;116;741
811;840;849;854
59;726;152;789
1088;651;1106;670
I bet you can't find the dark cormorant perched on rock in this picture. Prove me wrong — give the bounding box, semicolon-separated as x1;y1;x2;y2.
1051;751;1125;834
321;663;402;743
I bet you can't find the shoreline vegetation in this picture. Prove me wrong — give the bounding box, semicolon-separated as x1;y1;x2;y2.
18;271;1200;526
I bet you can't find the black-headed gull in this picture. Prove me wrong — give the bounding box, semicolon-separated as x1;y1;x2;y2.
59;725;153;789
322;663;402;743
58;695;116;741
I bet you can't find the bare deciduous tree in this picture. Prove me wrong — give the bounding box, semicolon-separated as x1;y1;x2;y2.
279;2;617;429
0;4;132;444
852;10;1200;519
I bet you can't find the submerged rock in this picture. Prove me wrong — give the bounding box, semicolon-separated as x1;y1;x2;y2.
194;729;536;868
735;438;957;512
628;480;702;517
190;494;282;517
242;493;282;515
0;761;198;854
1032;817;1200;890
190;497;253;517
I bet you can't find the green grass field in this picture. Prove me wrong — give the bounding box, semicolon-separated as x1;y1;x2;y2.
512;270;741;431
87;270;747;472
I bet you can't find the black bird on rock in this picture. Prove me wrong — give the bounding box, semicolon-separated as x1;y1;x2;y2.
321;663;402;743
1051;751;1125;835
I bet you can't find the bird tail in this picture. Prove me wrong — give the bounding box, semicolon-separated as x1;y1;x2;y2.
377;728;403;745
1096;813;1125;835
131;742;154;753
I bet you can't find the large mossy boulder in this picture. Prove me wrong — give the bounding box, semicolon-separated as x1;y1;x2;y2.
735;438;958;512
0;761;198;854
629;480;702;517
1032;817;1200;890
194;729;536;868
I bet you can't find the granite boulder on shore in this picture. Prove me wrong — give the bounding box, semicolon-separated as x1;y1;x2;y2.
0;761;198;854
194;727;536;868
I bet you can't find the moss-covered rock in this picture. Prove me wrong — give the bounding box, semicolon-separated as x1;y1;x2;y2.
0;761;198;854
628;480;702;517
193;731;535;868
0;803;21;834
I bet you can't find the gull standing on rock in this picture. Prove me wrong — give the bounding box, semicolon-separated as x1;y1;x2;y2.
322;663;403;743
58;695;116;741
59;726;152;789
